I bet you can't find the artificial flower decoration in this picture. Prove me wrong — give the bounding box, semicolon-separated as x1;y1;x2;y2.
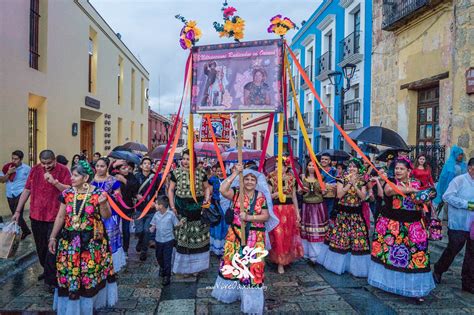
267;15;298;38
213;1;245;42
175;14;202;50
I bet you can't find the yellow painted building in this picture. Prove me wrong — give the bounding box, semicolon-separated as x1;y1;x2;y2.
0;0;149;216
371;0;473;155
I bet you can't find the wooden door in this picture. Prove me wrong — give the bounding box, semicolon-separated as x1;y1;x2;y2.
417;86;440;146
80;120;94;160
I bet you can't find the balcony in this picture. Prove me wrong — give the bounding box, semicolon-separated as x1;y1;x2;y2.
303;112;313;132
339;31;363;67
316;51;333;81
288;116;298;135
315;108;332;133
382;0;444;31
343;100;362;129
301;65;313;89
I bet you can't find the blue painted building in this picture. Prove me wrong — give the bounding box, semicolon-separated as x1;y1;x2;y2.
275;0;372;161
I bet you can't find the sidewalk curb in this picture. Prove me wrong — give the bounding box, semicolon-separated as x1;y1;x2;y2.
0;244;38;283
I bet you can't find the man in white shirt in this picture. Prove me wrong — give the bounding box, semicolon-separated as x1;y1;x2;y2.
433;158;474;294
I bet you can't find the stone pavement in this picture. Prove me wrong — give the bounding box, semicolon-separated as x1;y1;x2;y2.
0;225;473;314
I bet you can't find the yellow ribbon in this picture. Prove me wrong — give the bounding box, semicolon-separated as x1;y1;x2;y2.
188;112;197;203
284;54;326;191
277;112;286;203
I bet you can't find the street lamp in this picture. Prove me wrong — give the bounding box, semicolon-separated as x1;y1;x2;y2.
328;63;357;150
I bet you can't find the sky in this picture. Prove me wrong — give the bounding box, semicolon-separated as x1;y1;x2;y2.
90;0;322;116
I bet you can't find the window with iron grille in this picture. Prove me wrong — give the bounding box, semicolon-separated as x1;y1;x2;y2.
88;38;93;92
28;108;38;166
29;0;40;69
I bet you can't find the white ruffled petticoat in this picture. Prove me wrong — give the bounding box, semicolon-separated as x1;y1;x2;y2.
53;282;118;315
172;251;210;274
211;276;264;314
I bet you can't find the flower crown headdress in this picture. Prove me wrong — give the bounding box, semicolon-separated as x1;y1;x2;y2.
175;14;202;50
267;15;298;38
395;156;414;170
213;1;245;42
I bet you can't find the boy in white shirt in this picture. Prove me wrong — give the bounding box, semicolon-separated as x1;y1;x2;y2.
149;195;182;286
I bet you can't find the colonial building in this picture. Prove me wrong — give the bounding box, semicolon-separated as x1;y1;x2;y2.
1;0;149;163
284;0;373;160
0;0;149;216
242;114;274;153
371;0;474;162
148;108;172;150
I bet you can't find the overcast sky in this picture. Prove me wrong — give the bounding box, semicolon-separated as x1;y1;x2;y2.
90;0;322;116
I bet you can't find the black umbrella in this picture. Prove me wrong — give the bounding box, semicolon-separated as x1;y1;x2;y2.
317;149;350;162
122;141;148;152
348;126;409;150
359;143;379;154
108;150;141;165
376;148;411;162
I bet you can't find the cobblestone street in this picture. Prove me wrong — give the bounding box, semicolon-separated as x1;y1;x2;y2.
0;227;473;314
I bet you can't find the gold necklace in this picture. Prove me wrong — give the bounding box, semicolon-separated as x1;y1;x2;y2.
72;184;91;230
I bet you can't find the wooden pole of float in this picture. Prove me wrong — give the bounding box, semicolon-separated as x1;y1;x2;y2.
237;114;246;246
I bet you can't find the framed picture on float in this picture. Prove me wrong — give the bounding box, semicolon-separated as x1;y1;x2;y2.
190;39;284;114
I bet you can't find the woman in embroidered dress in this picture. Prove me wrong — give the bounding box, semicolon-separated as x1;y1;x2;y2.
318;158;370;277
208;164;230;256
48;161;117;314
168;149;212;276
91;158;126;272
368;157;435;302
211;164;278;314
267;158;304;274
299;161;328;263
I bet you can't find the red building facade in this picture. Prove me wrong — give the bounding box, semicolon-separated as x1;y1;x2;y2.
148;108;172;150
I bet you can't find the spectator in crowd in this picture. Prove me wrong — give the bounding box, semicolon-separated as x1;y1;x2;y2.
56;155;69;167
149;195;182;286
0;150;32;239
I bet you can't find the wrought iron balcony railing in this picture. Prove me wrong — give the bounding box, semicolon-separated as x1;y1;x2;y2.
344;100;361;125
316;51;332;76
301;65;313;88
382;0;436;31
340;31;361;62
315;108;332;131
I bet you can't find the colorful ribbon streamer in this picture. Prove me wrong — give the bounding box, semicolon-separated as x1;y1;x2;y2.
258;113;274;173
205;114;227;179
277;113;286;203
285;43;404;197
136;117;184;220
188;112;198;203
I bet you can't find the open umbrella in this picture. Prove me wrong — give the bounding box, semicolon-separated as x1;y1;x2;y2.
348;126;409;150
359;143;379;155
376;148;411;162
122;141;148;152
108;150;141;165
148;145;181;160
221;148;269;162
316;149;350;162
194;142;224;158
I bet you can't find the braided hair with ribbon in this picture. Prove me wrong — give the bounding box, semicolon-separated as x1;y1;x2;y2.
72;160;95;182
